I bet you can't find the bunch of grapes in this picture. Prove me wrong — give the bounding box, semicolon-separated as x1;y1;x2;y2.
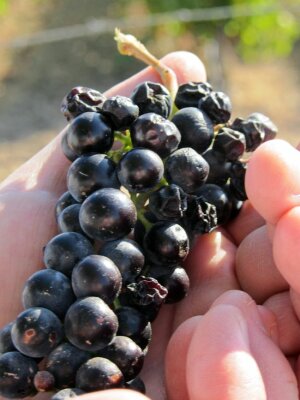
0;33;277;400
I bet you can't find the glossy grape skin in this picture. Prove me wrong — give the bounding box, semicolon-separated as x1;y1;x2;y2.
99;239;144;286
55;191;79;220
0;323;15;355
199;91;232;124
193;183;232;226
61;132;78;162
79;188;137;241
102;95;139;130
130;113;181;158
45;343;90;389
115;307;152;350
131;81;171;118
98;336;144;381
148;184;188;221
144;222;189;266
64;297;118;352
11;308;63;358
157;266;190;304
61;86;106;121
175;81;212;109
71;255;122;304
43;232;94;277
202;149;231;186
76;357;124;391
51;388;86;400
0;351;38;398
57;204;84;235
66;112;114;155
164;147;209;194
171;107;214;153
22;269;75;319
67;153;120;202
117;148;164;193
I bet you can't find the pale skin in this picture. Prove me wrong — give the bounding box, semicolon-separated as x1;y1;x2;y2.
1;51;300;400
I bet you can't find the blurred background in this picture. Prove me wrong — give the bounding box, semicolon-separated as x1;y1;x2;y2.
0;0;299;181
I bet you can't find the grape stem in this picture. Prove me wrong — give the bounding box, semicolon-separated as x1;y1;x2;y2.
114;28;178;102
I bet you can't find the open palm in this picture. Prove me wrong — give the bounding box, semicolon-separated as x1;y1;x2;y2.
0;51;299;400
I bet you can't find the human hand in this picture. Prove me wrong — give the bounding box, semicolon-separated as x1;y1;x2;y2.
1;51;300;400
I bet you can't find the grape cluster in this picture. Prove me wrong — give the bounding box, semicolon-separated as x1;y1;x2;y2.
0;80;277;399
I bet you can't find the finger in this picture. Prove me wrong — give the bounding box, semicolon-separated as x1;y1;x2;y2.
273;206;300;293
187;291;298;400
186;303;266;400
139;306;174;400
246;139;300;225
263;291;300;355
235;225;288;304
226;201;265;245
0;51;207;195
165;316;201;400
172;229;240;329
78;389;150;400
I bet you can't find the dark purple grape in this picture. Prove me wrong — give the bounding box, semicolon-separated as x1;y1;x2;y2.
202;149;231;186
102;95;139;130
144;222;189;266
164;147;209;194
193;183;232;226
45;343;90;389
230;112;277;151
76;357;124;391
0;351;38;398
116;307;152;350
99;239;144;286
57;204;84;235
67;153;120;202
0;323;15;355
117;148;164;193
43;232;94;277
175;81;212;109
212;127;246;161
11;308;63;358
148;184;188;221
33;371;55;392
157;266;190;304
61;86;106;121
199;91;232;124
79;188;137;241
125;276;168;321
64;297;118;352
55;191;79;220
185;196;218;235
171;107;214;153
51;388;86;400
22;269;75;319
61;131;78;162
115;307;148;339
71;255;122;304
99;336;144;381
229;161;248;201
131;81;171;118
130;113;181;158
66;112;114;155
126;376;146;394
